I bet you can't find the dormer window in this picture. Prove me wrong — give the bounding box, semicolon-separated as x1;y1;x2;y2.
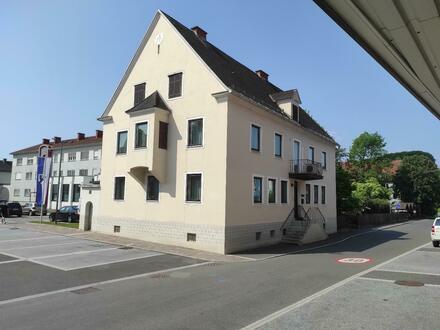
134;83;146;105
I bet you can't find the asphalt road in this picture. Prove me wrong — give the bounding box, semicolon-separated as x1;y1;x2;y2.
0;219;433;330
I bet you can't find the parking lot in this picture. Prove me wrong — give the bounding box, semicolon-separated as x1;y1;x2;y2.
0;224;204;302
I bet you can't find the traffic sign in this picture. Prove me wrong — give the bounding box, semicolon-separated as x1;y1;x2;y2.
337;257;372;264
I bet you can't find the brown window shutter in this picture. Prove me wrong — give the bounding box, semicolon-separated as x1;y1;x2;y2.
159;121;168;149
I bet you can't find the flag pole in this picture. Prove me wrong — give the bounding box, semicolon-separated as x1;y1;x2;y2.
40;157;46;224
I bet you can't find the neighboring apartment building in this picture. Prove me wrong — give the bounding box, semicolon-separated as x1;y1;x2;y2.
10;131;102;208
82;11;337;254
0;159;12;201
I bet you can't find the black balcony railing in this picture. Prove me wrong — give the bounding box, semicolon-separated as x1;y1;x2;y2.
289;159;323;180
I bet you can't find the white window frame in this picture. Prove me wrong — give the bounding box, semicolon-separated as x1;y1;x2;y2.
187;116;205;148
267;177;277;204
15;172;22;180
292;139;302;163
274;132;283;158
321;151;327;170
79;169;88;176
80;150;89;161
27;158;34;165
252;175;264;205
250;123;262;153
308;145;315;162
25;172;32;180
24;189;31;197
167;71;184;100
113;176;126;202
184;171;203;204
93;149;100;160
13;189;20;197
68;152;77;162
16;158;23;166
116;129;129;155
133;120;149;150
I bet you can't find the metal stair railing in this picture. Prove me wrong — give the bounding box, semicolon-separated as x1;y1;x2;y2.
281;205;311;233
305;207;326;230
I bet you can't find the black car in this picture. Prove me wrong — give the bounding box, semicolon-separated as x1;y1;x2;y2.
49;206;79;222
0;201;23;217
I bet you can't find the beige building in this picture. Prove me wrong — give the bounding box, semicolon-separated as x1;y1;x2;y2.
82;10;337;254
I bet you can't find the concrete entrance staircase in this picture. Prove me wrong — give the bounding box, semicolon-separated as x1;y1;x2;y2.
281;206;327;245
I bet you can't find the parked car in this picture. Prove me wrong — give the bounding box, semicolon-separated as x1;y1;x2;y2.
0;201;22;217
431;217;440;247
22;203;47;216
49;206;80;223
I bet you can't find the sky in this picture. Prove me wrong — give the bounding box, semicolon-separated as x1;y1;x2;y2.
1;0;439;164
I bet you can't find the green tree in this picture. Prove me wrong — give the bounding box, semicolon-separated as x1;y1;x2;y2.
348;132;390;183
393;155;440;215
352;177;391;211
336;147;359;214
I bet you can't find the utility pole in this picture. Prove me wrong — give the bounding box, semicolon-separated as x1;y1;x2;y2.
55;139;63;211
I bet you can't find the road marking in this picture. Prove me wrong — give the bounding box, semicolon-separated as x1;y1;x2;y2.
337;257;372;264
31;252;163;271
241;241;431;329
371;268;440;276
0;259;24;265
358;276;440;288
0;236;59;243
31;246;120;260
0;241;83;251
0;261;211;306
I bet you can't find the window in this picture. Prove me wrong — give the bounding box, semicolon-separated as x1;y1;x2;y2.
274;133;282;157
67;170;75;176
25;172;32;180
168;72;182;98
186;173;202;202
15;172;22;180
114;177;125;200
72;184;81;202
68;152;76;162
53;170;57;177
16;158;23;166
24;189;31;197
93;150;100;160
51;184;59;201
281;180;288;204
134;83;146;105
188;118;203;147
253;177;263;204
293;140;300;165
79;169;88;176
256;232;262;241
159;122;168;150
13;189;20;197
59;170;63;177
62;184;70;202
270;230;275;238
135;122;148;148
308;146;315;162
321;186;326;204
321;151;327;169
306;184;311;204
268;178;276;204
117;131;128;154
146;176;159;201
314;185;319;204
187;233;196;242
251;124;261;152
80;151;89;161
27;158;33;165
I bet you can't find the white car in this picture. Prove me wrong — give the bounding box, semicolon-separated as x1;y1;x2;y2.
431;217;440;247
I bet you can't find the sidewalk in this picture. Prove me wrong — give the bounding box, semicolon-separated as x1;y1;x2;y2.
15;222;245;263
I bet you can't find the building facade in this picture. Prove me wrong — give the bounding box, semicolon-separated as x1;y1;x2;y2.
83;11;337;254
0;159;12;201
10;132;102;209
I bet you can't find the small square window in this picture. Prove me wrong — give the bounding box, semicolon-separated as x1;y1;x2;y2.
256;232;262;241
114;225;121;233
187;233;196;242
68;152;76;162
80;151;89;161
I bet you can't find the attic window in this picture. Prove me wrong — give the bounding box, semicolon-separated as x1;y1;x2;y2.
292;104;299;122
168;73;182;99
134;83;146;105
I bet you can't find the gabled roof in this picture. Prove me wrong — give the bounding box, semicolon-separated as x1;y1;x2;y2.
125;91;170;114
162;12;334;142
11;135;102;156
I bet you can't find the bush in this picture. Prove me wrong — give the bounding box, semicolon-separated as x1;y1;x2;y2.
363;198;390;214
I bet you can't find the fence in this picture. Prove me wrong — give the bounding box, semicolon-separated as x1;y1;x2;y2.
338;213;411;229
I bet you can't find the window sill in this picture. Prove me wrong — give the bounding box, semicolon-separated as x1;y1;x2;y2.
251;149;261;153
134;147;148;151
146;199;159;203
186;145;204;150
168;95;183;101
113;199;125;202
185;200;201;204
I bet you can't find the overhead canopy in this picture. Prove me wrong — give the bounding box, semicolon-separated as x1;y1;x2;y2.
314;0;440;120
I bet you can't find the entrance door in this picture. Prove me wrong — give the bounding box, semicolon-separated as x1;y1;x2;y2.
294;181;299;219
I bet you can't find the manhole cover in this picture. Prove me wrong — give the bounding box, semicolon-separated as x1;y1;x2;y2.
70;287;101;295
395;280;424;287
118;246;133;250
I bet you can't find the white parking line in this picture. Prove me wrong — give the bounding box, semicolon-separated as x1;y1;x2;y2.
0;259;24;265
373;268;440;277
358;276;440;288
0;261;211;306
241;241;431;329
0;236;59;243
1;241;83;251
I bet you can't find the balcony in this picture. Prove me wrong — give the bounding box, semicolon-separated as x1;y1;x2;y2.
289;159;323;181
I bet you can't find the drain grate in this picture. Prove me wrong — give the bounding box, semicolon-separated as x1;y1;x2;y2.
395;280;424;287
205;262;222;267
70;287;101;295
118;246;133;250
150;273;169;279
